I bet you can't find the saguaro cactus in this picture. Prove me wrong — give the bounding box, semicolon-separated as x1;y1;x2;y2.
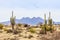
44;14;47;34
48;12;53;32
10;11;15;31
48;12;51;25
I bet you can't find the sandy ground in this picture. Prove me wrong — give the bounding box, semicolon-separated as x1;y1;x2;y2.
0;27;40;40
0;31;38;40
0;26;60;40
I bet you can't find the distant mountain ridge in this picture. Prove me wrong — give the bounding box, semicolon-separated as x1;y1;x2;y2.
0;17;44;25
0;17;60;25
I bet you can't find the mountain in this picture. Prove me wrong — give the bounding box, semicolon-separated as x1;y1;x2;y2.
53;22;60;25
0;17;44;25
1;17;60;25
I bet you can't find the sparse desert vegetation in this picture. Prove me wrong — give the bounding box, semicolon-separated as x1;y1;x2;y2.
0;23;60;40
0;12;60;40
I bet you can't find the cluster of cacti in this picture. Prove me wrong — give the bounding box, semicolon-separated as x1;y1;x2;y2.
40;12;54;34
10;11;15;31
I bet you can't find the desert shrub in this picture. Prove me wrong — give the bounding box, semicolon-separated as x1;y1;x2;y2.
5;29;19;34
41;25;55;31
17;23;22;27
10;36;19;40
40;25;47;33
40;26;47;34
3;27;12;33
7;29;13;33
40;30;44;34
0;24;3;29
19;34;23;37
46;26;51;31
50;26;55;33
40;25;55;34
41;26;44;29
23;36;27;38
46;25;55;32
29;28;36;33
3;27;8;31
24;24;29;27
40;29;47;34
13;30;19;34
17;30;22;33
52;26;55;30
28;35;33;39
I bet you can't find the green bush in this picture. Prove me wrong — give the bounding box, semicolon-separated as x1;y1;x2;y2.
46;26;51;31
29;28;36;33
41;25;55;32
40;25;47;34
3;27;8;31
0;24;3;29
41;25;46;31
17;23;22;27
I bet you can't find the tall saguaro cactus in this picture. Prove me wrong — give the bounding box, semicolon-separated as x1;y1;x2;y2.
48;12;51;25
44;14;47;34
48;12;52;26
48;12;53;32
10;11;15;31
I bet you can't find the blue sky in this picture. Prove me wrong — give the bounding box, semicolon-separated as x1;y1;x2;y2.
0;0;60;22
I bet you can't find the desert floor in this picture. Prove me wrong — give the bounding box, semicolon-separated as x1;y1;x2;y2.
0;26;60;40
